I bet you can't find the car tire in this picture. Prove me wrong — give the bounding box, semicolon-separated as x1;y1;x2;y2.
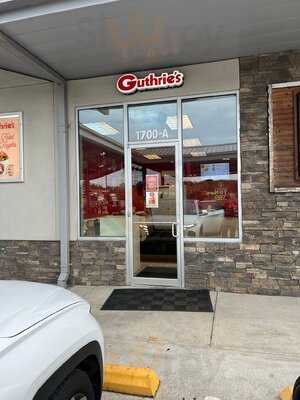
293;376;300;400
50;368;96;400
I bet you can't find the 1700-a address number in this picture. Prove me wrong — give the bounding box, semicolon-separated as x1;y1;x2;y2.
135;128;169;141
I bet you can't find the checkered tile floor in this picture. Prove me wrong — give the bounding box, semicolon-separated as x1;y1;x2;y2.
101;288;213;312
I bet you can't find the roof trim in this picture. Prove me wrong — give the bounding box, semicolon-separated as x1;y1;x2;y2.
0;0;119;24
0;30;65;83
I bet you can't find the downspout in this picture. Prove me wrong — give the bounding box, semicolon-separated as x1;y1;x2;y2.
54;83;70;288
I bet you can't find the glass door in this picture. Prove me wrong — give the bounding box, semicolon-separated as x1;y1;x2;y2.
128;142;181;286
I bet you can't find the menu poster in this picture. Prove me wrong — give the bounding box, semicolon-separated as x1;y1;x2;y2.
146;191;159;208
145;174;159;208
201;162;229;177
146;174;159;192
0;113;23;182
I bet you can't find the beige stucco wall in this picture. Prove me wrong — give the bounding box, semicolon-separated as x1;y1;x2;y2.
68;59;240;240
0;77;58;240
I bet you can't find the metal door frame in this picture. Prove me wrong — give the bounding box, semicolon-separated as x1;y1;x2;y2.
126;140;183;288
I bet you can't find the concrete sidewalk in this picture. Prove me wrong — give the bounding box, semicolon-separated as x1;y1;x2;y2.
70;286;300;400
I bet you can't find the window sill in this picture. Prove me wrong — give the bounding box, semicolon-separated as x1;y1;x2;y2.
78;236;126;241
184;237;242;243
271;186;300;193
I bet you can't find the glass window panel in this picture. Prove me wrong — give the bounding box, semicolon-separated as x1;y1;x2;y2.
78;106;125;237
182;95;239;239
131;146;177;224
128;101;178;143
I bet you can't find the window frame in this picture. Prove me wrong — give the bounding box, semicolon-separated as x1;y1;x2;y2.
76;105;127;240
294;88;300;181
181;92;242;243
269;82;300;193
75;90;242;243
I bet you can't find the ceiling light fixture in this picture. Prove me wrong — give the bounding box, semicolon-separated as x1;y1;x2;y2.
190;151;207;157
166;115;193;130
83;121;118;136
183;138;202;147
182;114;193;129
144;154;162;160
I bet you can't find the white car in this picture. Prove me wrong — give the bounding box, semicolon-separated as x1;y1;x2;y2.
0;280;104;400
294;377;300;400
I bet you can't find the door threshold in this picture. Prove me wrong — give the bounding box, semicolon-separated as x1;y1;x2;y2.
131;277;181;288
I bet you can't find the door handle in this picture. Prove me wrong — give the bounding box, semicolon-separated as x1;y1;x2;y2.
171;222;178;238
184;224;195;229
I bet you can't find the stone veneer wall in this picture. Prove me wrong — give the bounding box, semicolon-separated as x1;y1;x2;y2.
69;241;126;286
0;240;60;283
2;51;300;295
0;240;126;286
185;50;300;296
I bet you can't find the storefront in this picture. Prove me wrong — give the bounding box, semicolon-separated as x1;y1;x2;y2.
1;1;300;296
67;60;240;288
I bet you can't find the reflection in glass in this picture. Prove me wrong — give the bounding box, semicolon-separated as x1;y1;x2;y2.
182;95;239;239
128;101;178;143
78;107;125;237
132;147;176;223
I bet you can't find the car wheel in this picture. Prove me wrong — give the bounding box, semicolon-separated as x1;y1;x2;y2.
50;368;96;400
293;376;300;400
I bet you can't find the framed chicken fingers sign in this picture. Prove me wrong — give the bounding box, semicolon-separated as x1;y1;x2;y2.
0;112;23;183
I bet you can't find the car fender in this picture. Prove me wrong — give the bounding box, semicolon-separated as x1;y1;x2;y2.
0;302;104;400
33;340;103;400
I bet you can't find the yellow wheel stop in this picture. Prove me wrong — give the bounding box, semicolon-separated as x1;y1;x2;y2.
103;364;160;397
279;385;293;400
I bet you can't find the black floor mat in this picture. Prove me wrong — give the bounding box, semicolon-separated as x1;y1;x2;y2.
101;288;213;312
136;266;177;279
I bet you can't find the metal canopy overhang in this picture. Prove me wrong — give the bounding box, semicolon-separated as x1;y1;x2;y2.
1;0;300;82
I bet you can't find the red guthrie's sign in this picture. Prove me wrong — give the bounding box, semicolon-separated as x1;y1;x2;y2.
116;70;184;94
